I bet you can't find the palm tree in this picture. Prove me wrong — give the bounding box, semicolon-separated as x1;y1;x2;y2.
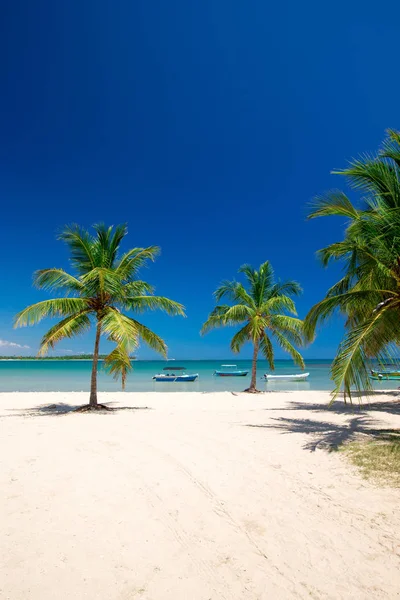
201;261;305;392
15;224;185;409
304;130;400;399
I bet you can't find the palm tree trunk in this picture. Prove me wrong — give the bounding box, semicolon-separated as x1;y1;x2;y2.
89;320;101;407
249;339;259;391
122;368;126;391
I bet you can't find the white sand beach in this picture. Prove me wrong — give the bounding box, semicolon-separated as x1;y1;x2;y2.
1;390;399;599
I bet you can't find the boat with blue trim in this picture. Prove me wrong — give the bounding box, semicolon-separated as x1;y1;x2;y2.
153;366;199;382
214;364;249;377
370;368;400;380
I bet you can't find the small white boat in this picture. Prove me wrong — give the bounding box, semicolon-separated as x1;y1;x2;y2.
264;372;309;381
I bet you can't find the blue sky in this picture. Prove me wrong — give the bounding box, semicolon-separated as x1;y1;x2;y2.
0;1;399;359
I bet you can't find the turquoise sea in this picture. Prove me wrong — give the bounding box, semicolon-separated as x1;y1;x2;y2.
0;359;397;393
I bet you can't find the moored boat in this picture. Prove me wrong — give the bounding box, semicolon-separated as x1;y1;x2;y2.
153;367;198;382
214;364;249;377
370;369;400;380
264;372;309;381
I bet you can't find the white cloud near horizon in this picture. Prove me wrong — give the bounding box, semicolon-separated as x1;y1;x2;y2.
0;339;30;349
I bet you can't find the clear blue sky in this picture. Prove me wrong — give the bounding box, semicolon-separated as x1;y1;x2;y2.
1;1;399;358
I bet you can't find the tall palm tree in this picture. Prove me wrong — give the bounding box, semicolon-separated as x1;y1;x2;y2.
201;262;305;392
15;224;185;409
304;130;400;399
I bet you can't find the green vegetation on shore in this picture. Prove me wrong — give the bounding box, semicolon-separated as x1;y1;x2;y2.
305;129;400;400
14;224;184;409
201;261;304;392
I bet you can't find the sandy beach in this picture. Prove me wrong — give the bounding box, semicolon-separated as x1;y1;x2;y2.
1;390;399;599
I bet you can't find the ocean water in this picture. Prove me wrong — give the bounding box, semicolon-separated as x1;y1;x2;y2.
0;359;397;393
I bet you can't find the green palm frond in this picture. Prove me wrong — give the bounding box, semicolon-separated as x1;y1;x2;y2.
272;330;305;369
201;305;231;334
129;319;167;357
214;281;255;307
38;311;91;355
230;324;251;353
101;308;140;350
80;267;125;299
103;345;133;390
116;246;160;281
223;304;253;323
308;191;360;220
59;224;96;274
261;295;297;315
330;311;390;398
259;332;274;369
269;315;304;346
122;281;155;296
33;269;83;294
269;281;302;298
125;295;185;316
303;290;392;343
15;298;89;327
92;223;127;268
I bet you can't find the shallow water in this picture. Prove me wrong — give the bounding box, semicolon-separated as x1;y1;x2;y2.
0;359;397;393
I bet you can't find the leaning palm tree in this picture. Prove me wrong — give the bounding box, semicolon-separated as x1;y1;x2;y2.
304;130;400;399
201;261;305;392
15;224;185;410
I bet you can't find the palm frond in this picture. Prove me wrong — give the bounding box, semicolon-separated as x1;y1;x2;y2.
122;281;155;296
272;330;305;369
103;345;133;389
230;324;251;353
129;319;167;357
214;280;255;307
33;269;83;294
261;295;297;315
116;246;160;281
330;309;391;399
125;295;185;316
259;332;274;369
92;223;127;268
201;305;231;334
308;191;360;220
269;280;302;298
15;298;89;328
303;290;392;343
80;267;125;299
269;315;304;346
100;308;140;350
38;311;91;355
59;224;96;274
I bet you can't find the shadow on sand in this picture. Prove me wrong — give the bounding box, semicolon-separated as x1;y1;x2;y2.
1;403;151;418
246;391;400;452
246;415;399;452
263;393;400;417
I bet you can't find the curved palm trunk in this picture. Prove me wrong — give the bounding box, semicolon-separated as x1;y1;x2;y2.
122;368;126;391
248;339;259;391
89;321;101;407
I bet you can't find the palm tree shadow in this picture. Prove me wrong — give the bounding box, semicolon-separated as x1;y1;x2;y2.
265;393;400;417
246;416;399;452
2;403;151;417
